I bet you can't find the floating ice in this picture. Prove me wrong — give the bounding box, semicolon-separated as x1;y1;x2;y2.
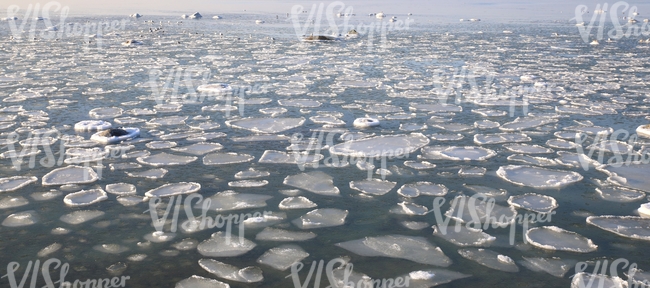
278;196;317;209
199;259;263;283
474;133;531;144
571;273;626;288
432;224;496;247
600;163;650;193
147;115;188;126
146;141;177;149
37;243;62;257
329;133;429;157
171;142;223;155
500;117;558;131
390;202;429;215
397;182;448;197
226;117;305;133
257;245;309;271
349;179;396;196
503;143;553;154
255;227;317;241
228;180;268;188
433;146;497;161
587;216;650;241
525;226;597;252
89;107;123;119
197;231;256;257
126;168;168;179
105;183;136;195
203;152;254;165
138;152;197;166
403;161;437;169
445;195;516;226
2;210;39;227
292;208;348;229
284;171;340;196
93;244;129;254
63;188;108;206
144;231;176;243
497;165;583;188
596;187;645;202
399;269;471;288
74;120;112;132
0;196;28;209
198;191;272;211
234;168;270;179
145;182;201;197
0;176;38;192
60;210;104;224
175;275;230;288
520;257;576;277
458;248;519;272
507;193;558;213
42;166;99;186
336;235;451;266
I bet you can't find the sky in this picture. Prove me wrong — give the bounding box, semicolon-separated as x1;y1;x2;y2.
3;0;650;21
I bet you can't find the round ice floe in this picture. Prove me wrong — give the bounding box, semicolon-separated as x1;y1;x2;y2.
507;193;558;213
226;117;305;133
397;182;448;197
89;107;123;119
404;161;437;169
349;179;396;196
353;118;380;128
503;143;553;154
2;210;39;227
284;171;339;196
42;166;98;186
596;187;645;202
474;133;531;144
37;243;62;258
458;248;519;272
390;202;429;215
105;183;136;195
439;146;497;161
93;244;129;254
175;275;229;288
292;208;348;229
203;152;254;165
329;133;429;158
137;152;197;166
520;257;576;278
525;226;597;253
74;120;112;132
117;195;145;206
199;259;263;283
279;196;317;209
402;269;470;287
144;231;176;243
432;224;496;247
228;180;268;188
0;176;38;192
497;165;583;188
599;163;650;193
198;231;256;257
147;115;188;126
587;216;650;241
63;188;108;206
0;196;28;209
197;191;272;211
546;139;581;149
59;210;104;224
637;124;650;138
197;83;233;94
255;227;317;241
336;235;451;266
126;168;168;179
90;128;140;144
171;142;223;155
146;141;177;149
235;168;270;179
571;273;627;288
145;182;201;197
278;99;321;108
257;245;309;271
445;195;516;226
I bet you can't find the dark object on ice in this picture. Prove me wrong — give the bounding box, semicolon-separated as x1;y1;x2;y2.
98;128;130;137
303;35;337;41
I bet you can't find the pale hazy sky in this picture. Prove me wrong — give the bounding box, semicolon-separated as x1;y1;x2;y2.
4;0;650;21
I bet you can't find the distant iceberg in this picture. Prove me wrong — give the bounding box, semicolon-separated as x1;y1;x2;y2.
189;12;202;19
130;13;142;18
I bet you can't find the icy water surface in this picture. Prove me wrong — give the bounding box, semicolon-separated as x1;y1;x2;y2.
1;12;650;288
